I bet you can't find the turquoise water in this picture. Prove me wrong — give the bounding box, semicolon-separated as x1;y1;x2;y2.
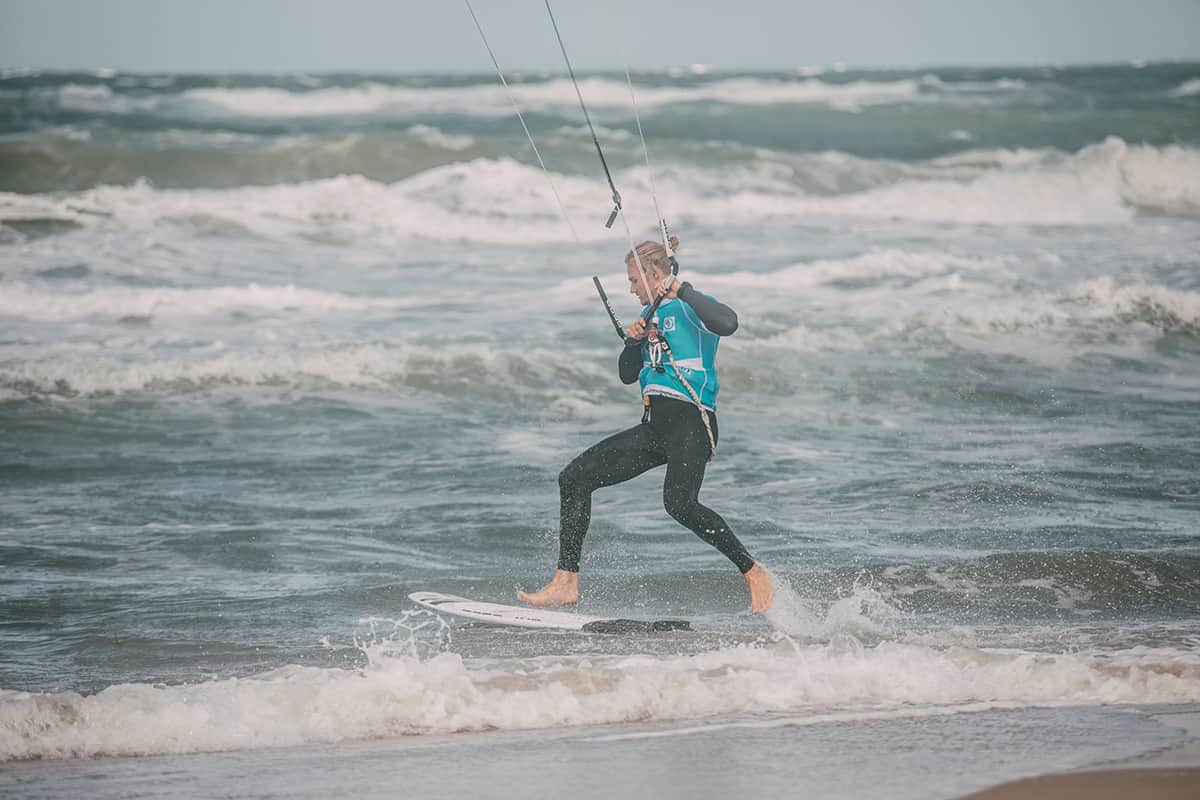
1;63;1199;786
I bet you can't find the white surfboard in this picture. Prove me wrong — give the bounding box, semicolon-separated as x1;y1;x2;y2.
408;591;690;634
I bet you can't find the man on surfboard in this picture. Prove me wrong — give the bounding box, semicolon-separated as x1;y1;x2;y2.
520;238;775;613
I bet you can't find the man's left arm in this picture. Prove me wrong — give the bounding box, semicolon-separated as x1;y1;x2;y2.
676;281;738;335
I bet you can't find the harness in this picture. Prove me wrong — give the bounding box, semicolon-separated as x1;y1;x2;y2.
641;316;717;460
597;277;716;460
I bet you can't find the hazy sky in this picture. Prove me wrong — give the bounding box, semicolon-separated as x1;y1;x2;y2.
2;0;1199;72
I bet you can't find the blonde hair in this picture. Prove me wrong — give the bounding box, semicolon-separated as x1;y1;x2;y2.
625;236;681;275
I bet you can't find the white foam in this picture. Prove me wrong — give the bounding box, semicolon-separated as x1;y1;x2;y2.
0;347;382;398
1171;78;1200;97
52;76;929;119
765;573;903;639
583;701;1032;742
703;249;1003;291
705;259;1200;364
919;75;1028;93
638;139;1200;226
765;138;1200;224
1115;143;1200;215
182;83;412;117
1;638;1197;761
51;83;158;115
928;146;1052;170
815;138;1132;224
405;124;475;151
1069;277;1200;332
498;430;567;465
0;284;414;322
0;342;611;399
830;273;1200;370
0;164;612;246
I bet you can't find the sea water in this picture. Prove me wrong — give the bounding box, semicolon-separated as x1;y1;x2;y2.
1;63;1199;798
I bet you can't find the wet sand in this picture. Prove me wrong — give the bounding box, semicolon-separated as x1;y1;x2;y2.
960;717;1200;800
959;766;1200;799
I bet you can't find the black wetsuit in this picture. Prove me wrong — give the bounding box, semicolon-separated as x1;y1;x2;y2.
556;285;756;574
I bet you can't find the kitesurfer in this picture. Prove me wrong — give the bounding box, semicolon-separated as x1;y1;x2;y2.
519;238;775;613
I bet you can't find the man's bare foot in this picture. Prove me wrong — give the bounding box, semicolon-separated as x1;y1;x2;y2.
745;563;774;613
518;569;580;606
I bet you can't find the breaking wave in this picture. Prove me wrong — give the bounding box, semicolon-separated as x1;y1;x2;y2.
32;75;958;121
3;139;1198;247
0;343;613;402
1;635;1197;761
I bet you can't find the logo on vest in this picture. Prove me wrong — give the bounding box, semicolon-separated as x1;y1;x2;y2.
662;316;676;332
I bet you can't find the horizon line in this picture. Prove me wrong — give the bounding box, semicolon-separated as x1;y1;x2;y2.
3;57;1199;79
